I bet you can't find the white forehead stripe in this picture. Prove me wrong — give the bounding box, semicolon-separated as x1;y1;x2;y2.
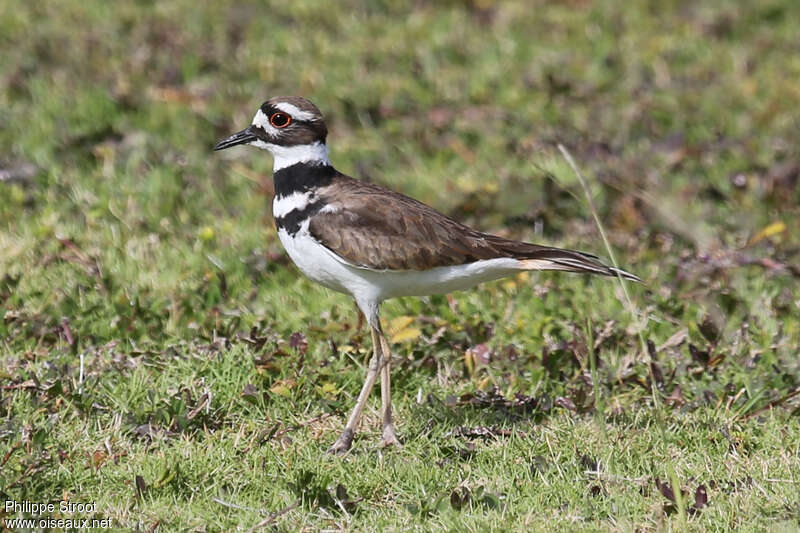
252;109;272;129
274;102;318;122
251;109;279;136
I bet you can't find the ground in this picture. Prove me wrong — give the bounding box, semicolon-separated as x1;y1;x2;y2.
1;1;800;531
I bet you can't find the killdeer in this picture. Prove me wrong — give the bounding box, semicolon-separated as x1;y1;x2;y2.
214;96;639;454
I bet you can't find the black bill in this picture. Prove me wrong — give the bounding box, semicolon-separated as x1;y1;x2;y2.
213;127;257;151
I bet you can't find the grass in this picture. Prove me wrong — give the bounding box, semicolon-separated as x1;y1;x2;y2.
2;0;800;530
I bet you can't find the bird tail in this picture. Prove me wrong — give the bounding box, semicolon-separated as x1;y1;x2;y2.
517;247;641;282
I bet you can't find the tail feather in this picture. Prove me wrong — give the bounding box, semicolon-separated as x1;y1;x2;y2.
518;248;641;282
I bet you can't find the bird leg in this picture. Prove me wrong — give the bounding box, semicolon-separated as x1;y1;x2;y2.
378;329;401;447
327;325;383;454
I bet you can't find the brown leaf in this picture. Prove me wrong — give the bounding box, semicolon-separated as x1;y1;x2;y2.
555;396;577;411
655;477;676;503
187;392;210;420
467;344;492;366
647;339;657;360
694;485;708;509
289;332;308;354
589;485;604;497
456;388;540;413
449;426;516;440
657;329;688;352
689;344;710;365
450;487;471;510
60;318;76;347
649;362;665;390
665;386;685;407
241;384;259;398
698;315;720;344
91;451;108;469
579;454;599;471
135;475;148;497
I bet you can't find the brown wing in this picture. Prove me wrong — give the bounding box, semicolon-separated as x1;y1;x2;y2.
309;178;504;270
307;175;639;280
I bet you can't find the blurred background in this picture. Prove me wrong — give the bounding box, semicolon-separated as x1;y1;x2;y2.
2;0;798;342
2;1;800;529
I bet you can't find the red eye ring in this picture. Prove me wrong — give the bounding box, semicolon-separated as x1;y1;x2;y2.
269;112;291;128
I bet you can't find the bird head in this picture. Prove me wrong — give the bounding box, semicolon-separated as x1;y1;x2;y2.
214;96;330;171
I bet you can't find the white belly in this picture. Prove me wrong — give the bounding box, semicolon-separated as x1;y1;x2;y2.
276;221;523;303
359;258;523;299
277;222;354;295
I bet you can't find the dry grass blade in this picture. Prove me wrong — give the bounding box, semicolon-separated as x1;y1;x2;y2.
556;144;664;417
244;499;300;532
556;144;648;359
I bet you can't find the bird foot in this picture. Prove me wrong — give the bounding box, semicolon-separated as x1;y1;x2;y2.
380;425;402;448
327;428;354;455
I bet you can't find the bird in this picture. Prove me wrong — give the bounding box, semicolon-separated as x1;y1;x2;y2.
214;96;640;454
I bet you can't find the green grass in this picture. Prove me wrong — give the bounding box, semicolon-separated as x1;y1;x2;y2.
2;0;800;530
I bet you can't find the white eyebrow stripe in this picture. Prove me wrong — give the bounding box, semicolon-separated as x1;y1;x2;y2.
273;102;318;122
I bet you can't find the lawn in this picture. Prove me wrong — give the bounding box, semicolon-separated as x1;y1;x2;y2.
2;0;800;531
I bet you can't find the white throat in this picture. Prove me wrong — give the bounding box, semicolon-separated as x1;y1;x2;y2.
253;140;330;172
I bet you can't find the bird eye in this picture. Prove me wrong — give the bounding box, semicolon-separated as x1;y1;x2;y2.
269;112;291;128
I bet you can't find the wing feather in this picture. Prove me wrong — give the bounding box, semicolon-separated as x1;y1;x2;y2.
307;174;639;282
